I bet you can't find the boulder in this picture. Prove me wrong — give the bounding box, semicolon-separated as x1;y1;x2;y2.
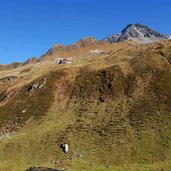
26;166;65;171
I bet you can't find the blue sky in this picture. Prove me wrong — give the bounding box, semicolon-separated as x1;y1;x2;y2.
0;0;171;64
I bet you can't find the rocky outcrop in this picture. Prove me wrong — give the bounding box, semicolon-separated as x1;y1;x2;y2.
28;76;47;92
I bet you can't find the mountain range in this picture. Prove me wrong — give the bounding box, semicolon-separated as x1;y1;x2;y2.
2;23;171;69
0;24;171;171
43;23;170;58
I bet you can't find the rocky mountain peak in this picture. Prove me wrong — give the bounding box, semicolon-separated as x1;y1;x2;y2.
104;23;170;44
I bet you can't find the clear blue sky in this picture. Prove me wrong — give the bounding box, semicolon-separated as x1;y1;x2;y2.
0;0;171;64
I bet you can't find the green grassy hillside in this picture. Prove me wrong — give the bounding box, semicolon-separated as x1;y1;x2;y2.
0;41;171;171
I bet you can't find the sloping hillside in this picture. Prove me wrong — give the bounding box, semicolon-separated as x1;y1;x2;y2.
0;40;171;171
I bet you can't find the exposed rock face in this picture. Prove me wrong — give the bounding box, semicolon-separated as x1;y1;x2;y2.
26;166;66;171
104;23;170;44
28;76;47;92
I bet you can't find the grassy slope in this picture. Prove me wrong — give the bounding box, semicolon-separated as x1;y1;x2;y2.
0;41;171;170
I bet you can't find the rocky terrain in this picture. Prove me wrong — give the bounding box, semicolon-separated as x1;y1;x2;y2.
0;24;171;171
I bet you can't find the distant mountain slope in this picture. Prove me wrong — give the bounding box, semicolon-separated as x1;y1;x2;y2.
104;23;170;44
0;58;40;71
0;62;22;71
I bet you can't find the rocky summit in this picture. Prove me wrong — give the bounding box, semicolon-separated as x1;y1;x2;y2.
104;23;170;43
0;24;171;171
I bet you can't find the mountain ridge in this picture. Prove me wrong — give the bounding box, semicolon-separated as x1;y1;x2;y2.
0;23;170;67
36;23;171;62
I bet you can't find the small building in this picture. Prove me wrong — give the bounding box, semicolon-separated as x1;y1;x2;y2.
58;58;72;64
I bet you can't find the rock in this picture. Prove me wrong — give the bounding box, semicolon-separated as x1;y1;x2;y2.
28;76;47;92
28;83;40;92
26;166;66;171
78;154;83;158
22;110;26;113
54;160;60;164
32;83;40;89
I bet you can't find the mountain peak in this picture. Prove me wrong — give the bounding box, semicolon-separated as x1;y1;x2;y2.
104;23;170;44
42;43;65;57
